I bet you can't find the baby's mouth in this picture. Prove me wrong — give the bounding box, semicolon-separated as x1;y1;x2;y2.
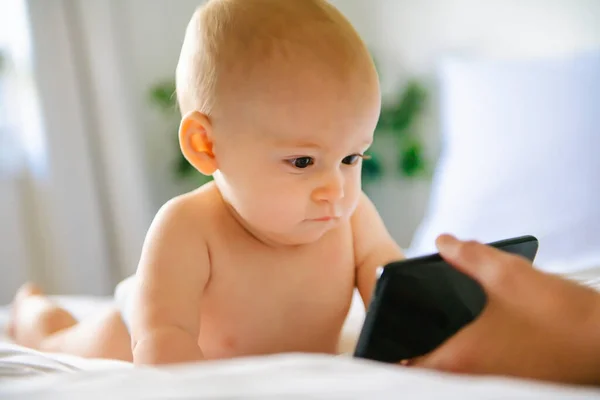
310;215;341;222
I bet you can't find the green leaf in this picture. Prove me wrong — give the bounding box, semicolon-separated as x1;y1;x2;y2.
390;80;427;134
398;137;426;177
149;81;177;111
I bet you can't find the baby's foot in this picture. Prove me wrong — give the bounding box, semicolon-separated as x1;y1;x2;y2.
7;283;43;339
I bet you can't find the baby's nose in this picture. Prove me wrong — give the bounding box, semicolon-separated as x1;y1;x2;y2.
312;172;344;202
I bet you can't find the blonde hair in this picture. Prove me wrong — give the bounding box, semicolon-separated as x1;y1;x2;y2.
175;0;373;117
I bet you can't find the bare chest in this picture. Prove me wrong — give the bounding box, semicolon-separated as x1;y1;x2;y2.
199;226;356;359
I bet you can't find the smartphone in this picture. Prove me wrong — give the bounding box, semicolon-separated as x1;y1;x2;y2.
353;235;539;363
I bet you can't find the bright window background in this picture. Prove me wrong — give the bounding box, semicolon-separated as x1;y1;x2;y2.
0;0;46;176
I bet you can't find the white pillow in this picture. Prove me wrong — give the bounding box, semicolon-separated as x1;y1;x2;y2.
408;51;600;273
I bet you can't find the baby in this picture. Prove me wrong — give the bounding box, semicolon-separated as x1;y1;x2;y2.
8;0;404;365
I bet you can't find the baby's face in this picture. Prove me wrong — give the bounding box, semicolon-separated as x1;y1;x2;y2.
212;69;381;245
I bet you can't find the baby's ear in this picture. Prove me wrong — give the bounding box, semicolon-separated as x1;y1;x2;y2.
179;111;217;176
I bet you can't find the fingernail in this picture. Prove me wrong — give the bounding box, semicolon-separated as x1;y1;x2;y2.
436;234;459;254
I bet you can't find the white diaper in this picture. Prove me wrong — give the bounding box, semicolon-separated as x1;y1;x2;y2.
114;274;136;333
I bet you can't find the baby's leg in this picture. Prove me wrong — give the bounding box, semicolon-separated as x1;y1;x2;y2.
8;283;132;362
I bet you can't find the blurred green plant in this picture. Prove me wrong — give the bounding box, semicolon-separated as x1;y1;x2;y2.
148;77;428;184
367;79;428;180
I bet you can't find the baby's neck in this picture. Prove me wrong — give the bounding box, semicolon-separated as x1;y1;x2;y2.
214;186;304;249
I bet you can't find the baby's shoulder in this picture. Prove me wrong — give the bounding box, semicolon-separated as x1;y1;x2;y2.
149;182;223;240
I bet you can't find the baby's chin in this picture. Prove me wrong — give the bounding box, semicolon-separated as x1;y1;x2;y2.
259;221;339;247
244;221;337;246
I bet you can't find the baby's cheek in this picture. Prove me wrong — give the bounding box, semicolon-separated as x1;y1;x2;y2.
258;190;301;220
344;182;361;206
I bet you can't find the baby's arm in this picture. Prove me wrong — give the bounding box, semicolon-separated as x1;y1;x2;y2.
351;192;404;308
129;197;210;365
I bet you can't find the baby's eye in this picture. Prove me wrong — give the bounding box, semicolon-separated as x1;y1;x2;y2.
342;154;362;165
290;157;314;169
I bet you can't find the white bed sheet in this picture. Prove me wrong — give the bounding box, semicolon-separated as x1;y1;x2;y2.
2;352;600;400
1;269;600;399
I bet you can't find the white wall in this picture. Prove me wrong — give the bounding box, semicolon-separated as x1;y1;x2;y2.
105;0;600;248
370;0;600;72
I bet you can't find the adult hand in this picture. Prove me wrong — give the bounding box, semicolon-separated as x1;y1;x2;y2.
412;234;600;386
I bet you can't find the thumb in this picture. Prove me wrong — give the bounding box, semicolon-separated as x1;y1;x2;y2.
435;234;518;289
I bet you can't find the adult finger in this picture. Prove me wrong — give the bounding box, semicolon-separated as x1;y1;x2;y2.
435;234;527;292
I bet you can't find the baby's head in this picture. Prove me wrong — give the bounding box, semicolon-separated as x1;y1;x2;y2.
177;0;380;245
